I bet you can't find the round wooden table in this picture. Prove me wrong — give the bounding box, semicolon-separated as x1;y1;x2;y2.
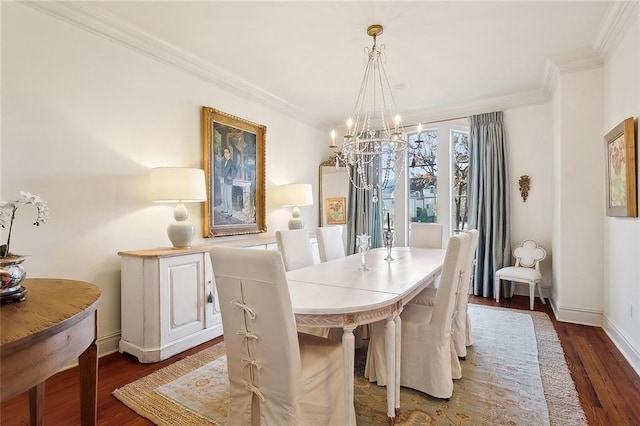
1;278;101;425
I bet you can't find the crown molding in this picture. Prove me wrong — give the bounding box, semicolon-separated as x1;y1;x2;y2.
593;0;640;62
23;0;620;130
401;89;550;125
22;1;324;128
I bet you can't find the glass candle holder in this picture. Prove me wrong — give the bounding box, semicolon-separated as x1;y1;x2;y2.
356;234;371;271
383;230;395;261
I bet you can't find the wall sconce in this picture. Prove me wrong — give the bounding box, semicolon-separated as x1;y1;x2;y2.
151;167;207;248
274;183;314;229
519;175;530;202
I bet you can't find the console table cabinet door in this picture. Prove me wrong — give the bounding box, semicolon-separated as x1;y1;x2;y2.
160;254;206;342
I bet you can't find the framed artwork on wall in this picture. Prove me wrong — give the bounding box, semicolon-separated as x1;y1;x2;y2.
326;197;347;224
604;117;637;217
202;106;267;237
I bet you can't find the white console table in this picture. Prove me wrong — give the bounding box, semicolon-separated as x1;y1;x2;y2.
118;233;317;362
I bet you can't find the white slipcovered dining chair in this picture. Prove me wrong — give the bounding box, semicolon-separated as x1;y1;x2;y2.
495;239;547;310
275;229;315;272
316;225;366;346
210;247;354;426
409;222;444;249
276;229;329;338
409;230;479;364
364;232;469;399
316;226;345;262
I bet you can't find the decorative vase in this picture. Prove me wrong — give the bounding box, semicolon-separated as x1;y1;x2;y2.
0;256;28;303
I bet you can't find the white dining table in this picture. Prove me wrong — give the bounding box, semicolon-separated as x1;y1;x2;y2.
286;246;446;426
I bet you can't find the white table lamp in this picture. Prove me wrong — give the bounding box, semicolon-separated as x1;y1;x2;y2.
278;183;314;230
151;167;207;248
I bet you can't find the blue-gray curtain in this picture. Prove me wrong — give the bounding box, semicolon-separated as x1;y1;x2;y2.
467;111;511;298
346;165;383;255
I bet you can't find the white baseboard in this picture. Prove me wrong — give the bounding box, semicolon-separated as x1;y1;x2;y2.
98;331;122;357
511;284;603;326
548;299;603;326
602;314;640;376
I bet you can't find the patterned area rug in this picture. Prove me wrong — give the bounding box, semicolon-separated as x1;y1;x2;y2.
113;305;587;425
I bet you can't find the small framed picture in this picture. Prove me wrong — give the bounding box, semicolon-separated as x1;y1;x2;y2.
326;197;346;224
604;117;637;217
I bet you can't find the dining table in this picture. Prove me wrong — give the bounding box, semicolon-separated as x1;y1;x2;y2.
286;245;446;426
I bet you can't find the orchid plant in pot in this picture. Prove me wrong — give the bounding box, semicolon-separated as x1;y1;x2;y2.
0;191;49;299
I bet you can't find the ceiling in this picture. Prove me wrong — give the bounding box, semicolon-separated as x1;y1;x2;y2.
36;1;621;129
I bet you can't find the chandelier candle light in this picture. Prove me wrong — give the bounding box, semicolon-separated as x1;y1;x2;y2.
330;24;408;203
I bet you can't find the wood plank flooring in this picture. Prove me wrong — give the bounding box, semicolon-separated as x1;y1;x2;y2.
2;295;639;425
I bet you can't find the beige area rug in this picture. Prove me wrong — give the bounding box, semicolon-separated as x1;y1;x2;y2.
113;305;586;425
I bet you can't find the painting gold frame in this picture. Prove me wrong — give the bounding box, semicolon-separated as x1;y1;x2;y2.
326;197;347;225
604;117;637;217
202;106;267;236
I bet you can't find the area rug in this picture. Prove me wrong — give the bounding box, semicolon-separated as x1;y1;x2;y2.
113;305;587;425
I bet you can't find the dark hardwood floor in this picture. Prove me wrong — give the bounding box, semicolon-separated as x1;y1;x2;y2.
2;295;639;425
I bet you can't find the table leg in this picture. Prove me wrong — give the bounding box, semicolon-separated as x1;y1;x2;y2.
28;382;44;426
342;324;357;426
78;340;98;426
395;308;403;415
384;316;396;423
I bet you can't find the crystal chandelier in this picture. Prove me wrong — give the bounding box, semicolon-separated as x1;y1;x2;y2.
330;24;407;203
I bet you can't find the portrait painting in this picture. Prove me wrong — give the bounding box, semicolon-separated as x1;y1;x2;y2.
202;107;266;236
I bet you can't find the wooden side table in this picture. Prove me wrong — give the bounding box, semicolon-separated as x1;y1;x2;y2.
1;278;101;425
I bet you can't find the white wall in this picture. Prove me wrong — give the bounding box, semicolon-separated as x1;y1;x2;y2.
554;67;605;326
503;104;554;290
1;3;324;354
602;10;640;374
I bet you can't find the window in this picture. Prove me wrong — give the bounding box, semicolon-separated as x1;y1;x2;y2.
452;130;470;232
408;129;438;223
377;119;469;241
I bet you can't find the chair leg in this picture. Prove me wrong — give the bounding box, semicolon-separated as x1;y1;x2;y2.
494;277;500;303
537;282;546;304
529;282;535;310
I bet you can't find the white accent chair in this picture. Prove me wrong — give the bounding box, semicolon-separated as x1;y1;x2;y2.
364;233;469;399
210;247;354;426
316;226;345;262
409;223;443;249
495;239;547;310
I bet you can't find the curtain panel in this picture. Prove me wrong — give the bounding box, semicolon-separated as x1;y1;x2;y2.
467;111;511;298
346;164;383;255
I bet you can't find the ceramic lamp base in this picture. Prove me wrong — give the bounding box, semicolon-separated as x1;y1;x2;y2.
168;222;196;248
288;205;304;229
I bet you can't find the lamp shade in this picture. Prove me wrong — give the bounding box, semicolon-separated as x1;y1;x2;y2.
278;183;314;207
151;167;207;202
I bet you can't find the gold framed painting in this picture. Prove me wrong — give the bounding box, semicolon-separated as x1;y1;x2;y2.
326;197;346;225
604;117;637;217
202;106;267;236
